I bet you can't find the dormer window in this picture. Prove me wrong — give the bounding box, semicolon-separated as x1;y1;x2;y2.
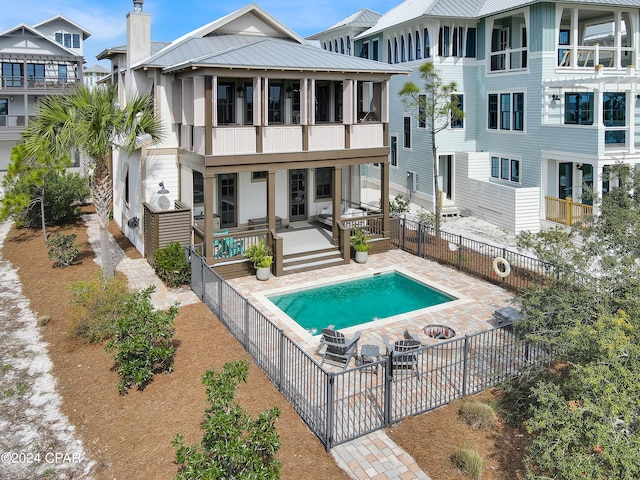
55;32;80;49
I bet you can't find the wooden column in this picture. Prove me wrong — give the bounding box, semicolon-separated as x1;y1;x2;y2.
267;170;277;235
205;76;212;155
381;161;390;236
332;166;343;245
204;173;215;262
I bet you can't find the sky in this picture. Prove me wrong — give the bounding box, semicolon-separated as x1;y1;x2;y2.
1;0;400;66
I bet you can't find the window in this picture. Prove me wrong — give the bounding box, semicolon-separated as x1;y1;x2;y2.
387;40;392;64
465;28;476;57
347;36;351;55
334;40;338;52
315;167;332;198
58;65;67;83
193;171;204;205
418;94;426;128
252;171;268;181
390;136;398;166
416;31;421;59
408;34;413;61
564;92;593;125
360;42;369;59
500;93;511;130
491;156;520;183
340;38;345;54
424;29;431;57
55;32;62;44
72;34;80;49
439;26;450;57
124;169;130;206
394;38;399;63
217;83;235;124
243;84;253;125
513;93;524;131
488;94;498;129
2;62;22;87
603;92;626;144
27;64;44;86
268;83;283;123
401;36;406;62
452;27;463;57
489;92;525;131
372;39;379;61
451;94;463;128
64;33;71;48
403;117;411;148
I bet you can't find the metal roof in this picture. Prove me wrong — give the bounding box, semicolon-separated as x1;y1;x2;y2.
307;9;383;39
161;36;409;74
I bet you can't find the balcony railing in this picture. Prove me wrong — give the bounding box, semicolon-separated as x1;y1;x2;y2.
490;47;528;72
0;115;26;128
557;45;635;69
545;196;593;226
0;76;80;90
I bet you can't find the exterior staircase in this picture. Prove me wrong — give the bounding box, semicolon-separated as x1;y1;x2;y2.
282;246;344;275
441;198;460;218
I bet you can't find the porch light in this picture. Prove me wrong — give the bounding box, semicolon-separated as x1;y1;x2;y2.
237;86;244;98
551;94;560;102
636;94;640;101
286;87;293;98
157;181;169;194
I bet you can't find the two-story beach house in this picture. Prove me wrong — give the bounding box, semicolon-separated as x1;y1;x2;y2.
310;0;640;233
0;16;90;179
99;1;408;277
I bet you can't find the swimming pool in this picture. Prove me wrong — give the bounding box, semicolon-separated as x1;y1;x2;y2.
267;271;456;334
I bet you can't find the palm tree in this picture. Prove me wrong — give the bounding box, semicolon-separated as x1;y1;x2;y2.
23;84;163;278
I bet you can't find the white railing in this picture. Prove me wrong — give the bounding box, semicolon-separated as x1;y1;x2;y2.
212;126;256;155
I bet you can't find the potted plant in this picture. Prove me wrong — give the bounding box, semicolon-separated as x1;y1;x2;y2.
351;227;371;264
244;238;273;280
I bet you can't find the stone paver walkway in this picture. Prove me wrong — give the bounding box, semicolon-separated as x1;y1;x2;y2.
86;214;432;479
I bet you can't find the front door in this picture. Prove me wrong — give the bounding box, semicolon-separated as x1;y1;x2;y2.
289;169;307;222
218;173;237;228
438;155;453;200
559;162;573;200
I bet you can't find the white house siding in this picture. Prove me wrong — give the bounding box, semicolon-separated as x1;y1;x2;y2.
144;152;179;212
113;151;144;253
456;153;540;233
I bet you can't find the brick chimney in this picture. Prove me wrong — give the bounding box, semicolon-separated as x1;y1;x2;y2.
127;0;151;69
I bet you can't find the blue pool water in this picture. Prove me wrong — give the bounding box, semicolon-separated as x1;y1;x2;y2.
268;271;455;333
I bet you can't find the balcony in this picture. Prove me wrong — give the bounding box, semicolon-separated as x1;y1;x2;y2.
489;47;528;72
557;45;635;70
0;115;26;128
0;76;80;91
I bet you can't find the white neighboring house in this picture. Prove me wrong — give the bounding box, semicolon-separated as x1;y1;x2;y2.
311;0;640;234
99;1;408;276
0;15;90;180
83;64;109;90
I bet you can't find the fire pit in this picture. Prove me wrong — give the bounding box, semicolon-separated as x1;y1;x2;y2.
422;324;456;340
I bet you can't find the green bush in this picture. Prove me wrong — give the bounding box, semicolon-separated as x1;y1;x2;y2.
105;286;178;394
46;233;79;267
390;194;411;216
67;274;130;343
153;242;191;287
460;401;497;431
19;171;89;227
173;360;281;479
451;447;483;480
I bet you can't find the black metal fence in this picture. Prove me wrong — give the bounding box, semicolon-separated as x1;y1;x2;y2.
188;246;553;451
390;217;556;291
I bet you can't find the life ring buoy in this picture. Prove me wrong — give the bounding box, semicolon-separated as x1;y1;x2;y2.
492;257;511;278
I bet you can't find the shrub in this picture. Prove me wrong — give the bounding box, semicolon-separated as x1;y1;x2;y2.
173;360;281;479
416;208;444;229
46;233;79;267
390;194;411;216
67;274;130;343
105;286;178;394
451;447;483;479
20;172;89;227
460;401;497;431
153;242;190;287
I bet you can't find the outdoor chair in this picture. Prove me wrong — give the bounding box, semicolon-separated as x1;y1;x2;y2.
319;327;361;371
383;334;422;378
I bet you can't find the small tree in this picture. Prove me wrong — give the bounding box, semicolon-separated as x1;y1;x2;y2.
105;286;178;394
0;144;71;241
399;62;463;233
173;360;281;479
